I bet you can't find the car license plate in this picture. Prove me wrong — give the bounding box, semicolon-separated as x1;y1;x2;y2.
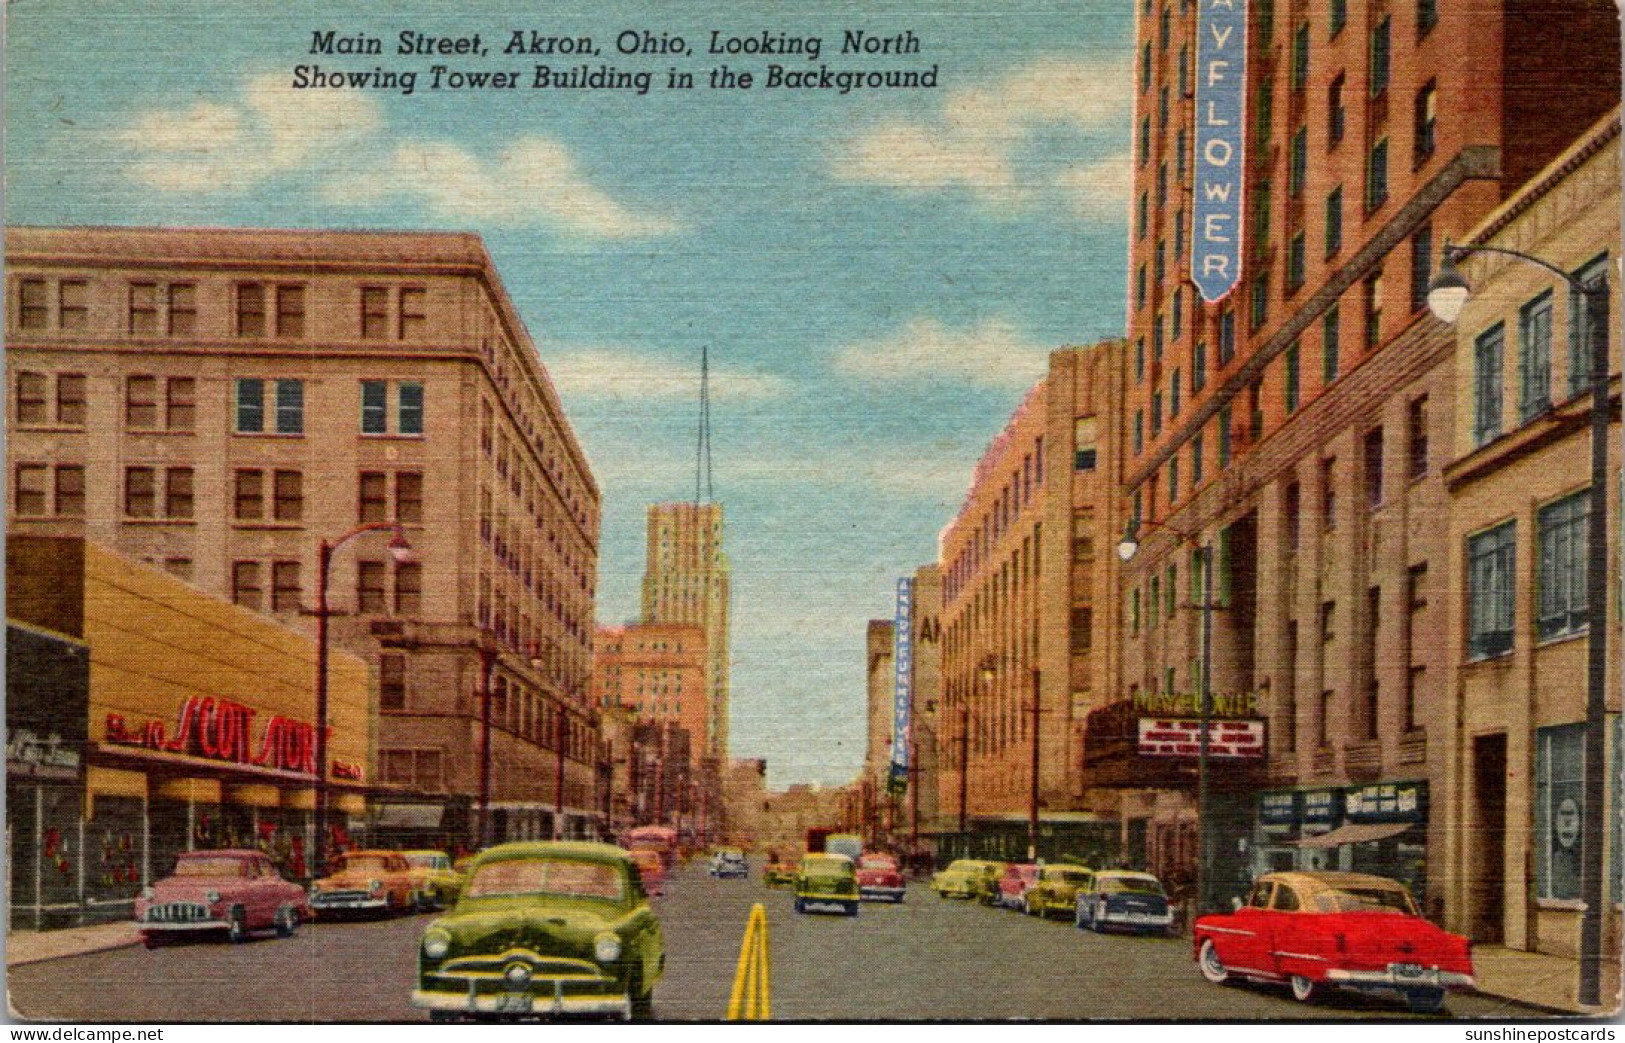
496;992;532;1013
1390;963;1425;979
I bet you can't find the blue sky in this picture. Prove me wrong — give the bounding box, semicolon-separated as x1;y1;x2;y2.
6;0;1136;789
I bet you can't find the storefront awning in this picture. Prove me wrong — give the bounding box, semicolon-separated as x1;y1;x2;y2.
1295;821;1414;848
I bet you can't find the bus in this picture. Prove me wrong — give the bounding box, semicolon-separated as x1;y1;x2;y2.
624;825;680;871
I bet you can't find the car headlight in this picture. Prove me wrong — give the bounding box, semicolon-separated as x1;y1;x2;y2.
369;879;383;893
593;932;623;963
141;886;155;901
205;890;221;904
422;929;451;960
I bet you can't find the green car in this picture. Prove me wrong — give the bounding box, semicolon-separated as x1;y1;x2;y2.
411;842;664;1021
793;853;859;916
1024;864;1094;918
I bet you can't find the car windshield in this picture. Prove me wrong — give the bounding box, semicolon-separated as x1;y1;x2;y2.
1045;868;1091;883
339;855;391;874
860;857;896;870
466;858;626;901
1099;874;1165;895
1312;885;1418;915
173;856;247;877
406;855;448;870
946;861;980;872
803;858;851;877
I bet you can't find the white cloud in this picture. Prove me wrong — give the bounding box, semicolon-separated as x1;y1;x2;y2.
117;73;380;193
831;316;1052;389
1056;150;1135;221
544;348;786;402
325;138;681;238
832;56;1133;211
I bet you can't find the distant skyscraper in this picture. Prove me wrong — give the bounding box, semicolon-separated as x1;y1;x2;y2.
642;502;731;759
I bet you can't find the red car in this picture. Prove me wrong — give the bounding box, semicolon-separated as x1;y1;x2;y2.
992;863;1039;910
1193;871;1474;1013
136;849;307;947
855;854;906;902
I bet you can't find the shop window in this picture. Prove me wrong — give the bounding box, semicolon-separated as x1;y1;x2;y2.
1467;521;1516;659
1534;724;1583;901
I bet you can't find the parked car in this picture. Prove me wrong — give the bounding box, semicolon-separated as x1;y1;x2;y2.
972;861;1010;905
309;850;418;918
1193;871;1474;1013
993;863;1039;910
629;848;668;898
1075;869;1173;933
403;850;463;910
763;853;798;889
793;853;859;916
709;848;749;879
1025;864;1093;918
136;849;306;947
931;859;1002;900
855;854;906;902
412;841;664;1020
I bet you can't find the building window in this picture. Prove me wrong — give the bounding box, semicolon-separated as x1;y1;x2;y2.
1172;287;1183;339
1364;427;1384;509
129;283;159;334
1414;80;1438;163
1136;265;1147;311
165;467;194;520
275;379;303;434
1157;161;1169;209
1192;433;1204;486
1151;391;1163;436
1325;186;1343;257
1177;127;1188;181
1370;17;1391;95
401;289;427;338
361;380;388;433
1284;481;1301;549
236;284;266;337
1409;225;1434;314
58;281;87;330
1366;138;1389;212
169;284;196;335
1363;272;1383;352
1467;520;1516;659
235;378;264;433
1418;0;1438;36
1141;40;1152;92
1289;127;1308;195
55;465;84;518
380;655;407;710
1408;395;1429;478
1569;253;1609;396
1074;417;1098;472
1168;456;1180;502
1159;86;1169;131
1171;367;1182;416
232;562;263;610
357;561;388;614
1473;323;1506;447
1285;341;1300;413
395;561;423;615
234;470;264;520
1149;576;1161;628
1534;724;1584;901
1135;338;1146;383
1330;0;1347;35
1322;304;1341;383
234;378;303;435
1193;340;1207;391
1291;22;1309;90
1328;74;1346;147
125;376;158;429
271;561;301;613
1519;290;1554;421
13;464;48;517
17;278;48;330
1140;116;1151;166
1179;44;1189;96
166;377;195;431
1174;208;1186;258
1254;79;1274;148
273;470;303;522
1137;193;1148;240
1153;312;1165;361
1071;607;1093;654
1131;588;1141;635
1250;272;1269;331
1252;181;1272;257
1218;308;1236;365
1133;410;1144;455
1218;404;1232;468
276;286;305;338
1287;233;1306;292
124;467;156;519
1321;457;1337;529
359;471;388;523
397;471;424;524
15;372;48;425
361;287;390;339
1537;490;1590;642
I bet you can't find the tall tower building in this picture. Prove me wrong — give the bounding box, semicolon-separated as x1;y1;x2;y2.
641;501;731;759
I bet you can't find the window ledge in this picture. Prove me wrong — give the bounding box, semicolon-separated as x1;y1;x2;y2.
124;428;195;437
1464;649;1515;667
231;521;304;531
121;517;196;526
359;433;426;441
14;424;87;435
1535;629;1589;650
1535;898;1586;912
232;432;305;439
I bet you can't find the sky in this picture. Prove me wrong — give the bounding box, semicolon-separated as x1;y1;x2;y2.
5;0;1136;789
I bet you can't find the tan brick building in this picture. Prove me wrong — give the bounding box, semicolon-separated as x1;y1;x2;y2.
641;501;731;760
937;342;1127;854
1439;110;1620;974
1111;0;1619;909
5;226;603;849
593;621;710;764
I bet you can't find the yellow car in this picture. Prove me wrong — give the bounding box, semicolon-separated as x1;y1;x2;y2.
793;853;859;916
1023;864;1094;918
402;850;463;910
932;859;1004;900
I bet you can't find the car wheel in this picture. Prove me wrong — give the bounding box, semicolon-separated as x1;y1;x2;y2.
793;898;805;914
274;905;299;938
227;907;249;944
846;902;859;917
1405;987;1446;1014
1094;901;1108;932
630;979;654;1021
1289;975;1319;1003
141;932;163;950
1197;938;1230;985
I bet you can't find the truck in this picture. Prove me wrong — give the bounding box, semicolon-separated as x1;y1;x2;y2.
804;826;835;855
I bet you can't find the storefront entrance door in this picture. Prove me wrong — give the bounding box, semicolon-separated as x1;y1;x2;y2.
1472;733;1507;943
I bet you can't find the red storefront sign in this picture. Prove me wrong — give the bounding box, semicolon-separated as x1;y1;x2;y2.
105;695;362;781
1136;717;1265;759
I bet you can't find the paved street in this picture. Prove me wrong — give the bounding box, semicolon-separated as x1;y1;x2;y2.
9;858;1545;1022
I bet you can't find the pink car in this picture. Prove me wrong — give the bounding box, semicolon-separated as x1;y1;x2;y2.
136;849;308;947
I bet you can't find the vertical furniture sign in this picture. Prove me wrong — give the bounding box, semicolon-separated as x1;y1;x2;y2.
890;578;913;792
1192;0;1248;302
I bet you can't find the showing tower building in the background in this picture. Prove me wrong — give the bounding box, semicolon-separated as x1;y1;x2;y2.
642;501;731;759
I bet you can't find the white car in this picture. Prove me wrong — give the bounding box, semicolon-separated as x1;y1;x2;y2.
708;849;749;879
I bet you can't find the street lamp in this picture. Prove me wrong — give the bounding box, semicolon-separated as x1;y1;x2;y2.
314;522;412;875
1427;241;1612;1008
1118;517;1215;917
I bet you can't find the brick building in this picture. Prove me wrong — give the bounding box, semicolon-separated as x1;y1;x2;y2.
641;502;732;760
5;226;603;849
593;621;710;763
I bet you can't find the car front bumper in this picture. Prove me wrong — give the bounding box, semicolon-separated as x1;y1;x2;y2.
1326;966;1475;990
311;896;389;911
860;885;905;901
1099;909;1174;928
140;919;230;933
412;988;631;1018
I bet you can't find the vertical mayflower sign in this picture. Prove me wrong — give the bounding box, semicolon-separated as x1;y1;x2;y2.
890;577;914;794
1192;0;1248;302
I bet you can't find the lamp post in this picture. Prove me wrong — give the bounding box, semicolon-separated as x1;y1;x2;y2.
313;521;412;876
1028;666;1041;863
475;631;498;849
554;705;568;840
957;687;973;836
1118;518;1214;916
1428;242;1612;1007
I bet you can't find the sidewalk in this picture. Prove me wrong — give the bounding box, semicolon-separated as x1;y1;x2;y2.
5;922;141;967
1469;945;1622;1016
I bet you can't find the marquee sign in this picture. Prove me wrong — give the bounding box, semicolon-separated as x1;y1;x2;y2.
1137;717;1265;759
105;695;360;781
1132;688;1260;719
1191;0;1248;301
889;577;913;794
